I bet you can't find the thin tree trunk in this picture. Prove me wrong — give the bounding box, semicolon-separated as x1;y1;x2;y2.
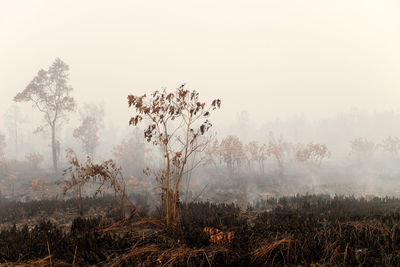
51;125;58;174
14;126;18;160
165;153;170;227
78;184;83;216
172;191;179;228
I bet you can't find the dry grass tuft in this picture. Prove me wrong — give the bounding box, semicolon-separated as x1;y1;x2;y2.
252;237;300;265
109;244;237;267
11;257;70;267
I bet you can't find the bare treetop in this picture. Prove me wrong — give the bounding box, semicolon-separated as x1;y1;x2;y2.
128;85;221;147
14;58;75;127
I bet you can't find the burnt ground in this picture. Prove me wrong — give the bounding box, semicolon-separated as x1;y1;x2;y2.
0;196;114;232
1;195;400;266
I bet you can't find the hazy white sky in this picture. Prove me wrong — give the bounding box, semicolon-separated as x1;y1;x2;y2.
1;0;400;128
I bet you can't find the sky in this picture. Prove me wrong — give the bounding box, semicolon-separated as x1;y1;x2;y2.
1;0;400;130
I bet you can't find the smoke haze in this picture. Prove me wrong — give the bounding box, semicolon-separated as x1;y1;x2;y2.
1;0;400;200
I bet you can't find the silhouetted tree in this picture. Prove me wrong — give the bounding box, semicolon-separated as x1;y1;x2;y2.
73;104;104;158
14;58;75;173
245;141;268;175
219;135;245;175
266;133;292;177
380;136;400;157
349;137;376;160
296;143;331;166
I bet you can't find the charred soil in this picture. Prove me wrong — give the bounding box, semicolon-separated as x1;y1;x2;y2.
1;195;400;266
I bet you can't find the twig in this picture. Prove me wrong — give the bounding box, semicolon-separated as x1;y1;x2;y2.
73;245;78;266
193;184;208;202
46;239;53;267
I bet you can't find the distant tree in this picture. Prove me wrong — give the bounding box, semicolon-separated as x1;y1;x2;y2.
219;135;245;175
295;143;330;187
14;58;75;173
245;141;259;168
4;105;26;159
349;137;376;160
128;85;221;228
204;138;221;171
245;141;268;175
266;133;292;177
73;104;104;158
296;143;331;167
380;136;400;157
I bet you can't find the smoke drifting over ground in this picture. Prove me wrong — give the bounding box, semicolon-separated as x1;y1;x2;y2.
2;102;400;203
1;1;400;202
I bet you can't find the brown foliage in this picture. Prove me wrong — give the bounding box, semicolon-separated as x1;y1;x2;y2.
203;227;234;245
296;143;331;166
30;179;45;192
128;84;221;228
219;135;246;173
63;149;135;216
245;141;268;174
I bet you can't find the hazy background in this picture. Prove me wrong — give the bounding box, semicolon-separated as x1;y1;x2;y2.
2;0;400;126
1;1;400;191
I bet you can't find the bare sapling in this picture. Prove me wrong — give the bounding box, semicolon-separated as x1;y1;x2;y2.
128;84;221;229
